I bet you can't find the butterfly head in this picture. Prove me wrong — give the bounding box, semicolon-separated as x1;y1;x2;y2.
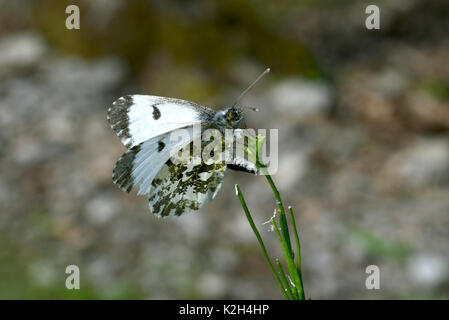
216;106;245;129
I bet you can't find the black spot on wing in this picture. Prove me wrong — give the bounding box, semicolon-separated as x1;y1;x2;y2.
152;106;161;120
107;95;133;147
157;141;165;152
112;143;141;192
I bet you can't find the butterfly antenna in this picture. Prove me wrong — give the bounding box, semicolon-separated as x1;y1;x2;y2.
242;106;259;112
232;67;270;107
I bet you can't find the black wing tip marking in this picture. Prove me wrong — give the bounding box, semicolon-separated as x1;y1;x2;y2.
112;144;141;193
107;95;134;147
107;95;133;124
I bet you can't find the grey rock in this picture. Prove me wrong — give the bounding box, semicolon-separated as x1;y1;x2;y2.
0;32;47;76
407;254;448;288
266;78;332;119
85;193;120;226
394;140;449;186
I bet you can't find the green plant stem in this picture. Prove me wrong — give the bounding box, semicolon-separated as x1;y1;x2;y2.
235;184;289;300
259;167;293;255
259;164;304;297
239;134;306;300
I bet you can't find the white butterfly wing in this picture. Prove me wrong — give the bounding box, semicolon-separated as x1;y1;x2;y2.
107;94;214;148
112;126;199;196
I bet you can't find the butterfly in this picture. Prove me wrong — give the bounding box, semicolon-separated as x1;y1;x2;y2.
107;95;259;217
107;69;269;217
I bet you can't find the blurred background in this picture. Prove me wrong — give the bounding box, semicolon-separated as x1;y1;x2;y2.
0;0;448;299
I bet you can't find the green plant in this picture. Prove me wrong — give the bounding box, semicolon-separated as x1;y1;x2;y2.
235;135;306;300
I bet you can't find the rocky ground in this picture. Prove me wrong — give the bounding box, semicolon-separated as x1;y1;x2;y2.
0;0;448;299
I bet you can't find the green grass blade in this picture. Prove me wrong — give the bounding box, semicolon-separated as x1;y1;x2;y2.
288;207;302;271
288;206;305;299
271;218;301;300
275;259;294;300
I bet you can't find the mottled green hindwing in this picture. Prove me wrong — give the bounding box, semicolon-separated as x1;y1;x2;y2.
148;140;226;217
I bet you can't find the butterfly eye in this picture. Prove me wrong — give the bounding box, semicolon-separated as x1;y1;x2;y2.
227;109;240;122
